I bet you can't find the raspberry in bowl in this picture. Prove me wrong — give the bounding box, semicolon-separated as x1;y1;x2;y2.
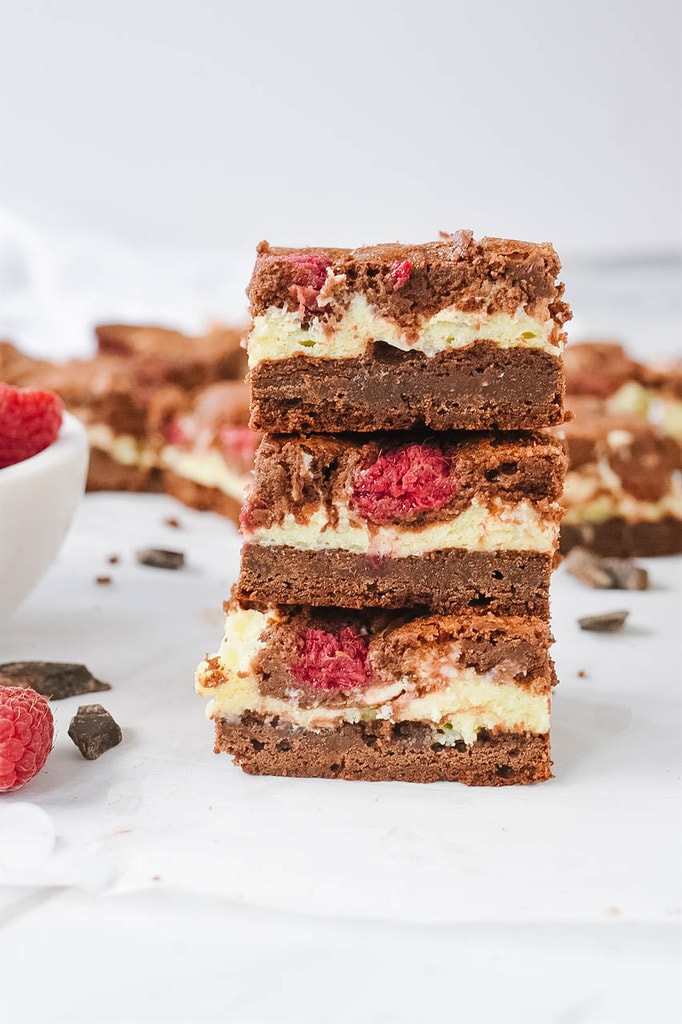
0;383;89;620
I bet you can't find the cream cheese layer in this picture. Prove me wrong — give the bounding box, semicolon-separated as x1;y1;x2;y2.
195;608;550;746
161;445;248;499
244;499;559;555
88;424;157;468
562;463;682;524
248;294;561;368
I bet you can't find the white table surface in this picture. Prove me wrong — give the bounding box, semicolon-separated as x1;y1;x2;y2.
0;492;680;1024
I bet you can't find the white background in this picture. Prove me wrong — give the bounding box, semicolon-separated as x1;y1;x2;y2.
0;0;680;254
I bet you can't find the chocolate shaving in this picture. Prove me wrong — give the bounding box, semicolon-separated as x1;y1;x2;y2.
95;575;112;586
0;662;111;699
564;547;649;590
136;548;185;570
578;610;629;633
164;517;181;529
68;704;122;760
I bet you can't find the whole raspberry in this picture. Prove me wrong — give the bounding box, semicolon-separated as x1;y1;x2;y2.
291;627;372;690
390;259;412;290
352;442;458;525
0;687;54;792
0;383;64;470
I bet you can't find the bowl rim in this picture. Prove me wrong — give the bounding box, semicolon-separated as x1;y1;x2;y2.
0;411;89;485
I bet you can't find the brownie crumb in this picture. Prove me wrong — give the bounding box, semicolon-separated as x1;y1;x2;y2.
68;704;122;760
0;662;111;699
95;575;112;586
107;554;120;565
136;548;185;570
164;517;181;529
565;547;649;590
578;610;629;633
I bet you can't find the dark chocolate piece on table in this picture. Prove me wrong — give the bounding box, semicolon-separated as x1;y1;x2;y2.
578;610;629;633
564;548;649;590
68;704;123;760
0;662;111;699
136;548;185;570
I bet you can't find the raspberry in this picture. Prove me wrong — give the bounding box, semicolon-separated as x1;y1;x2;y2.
219;426;260;469
0;687;54;792
239;497;253;531
164;416;189;446
352;443;458;525
279;252;332;317
291;627;372;690
390;259;412;291
0;383;63;470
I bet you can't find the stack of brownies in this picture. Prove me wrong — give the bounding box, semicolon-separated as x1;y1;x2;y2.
196;231;571;785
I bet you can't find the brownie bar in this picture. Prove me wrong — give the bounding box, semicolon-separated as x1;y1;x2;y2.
216;716;552;784
246;232;570;433
196;601;554;785
565;341;682;449
558;396;682;557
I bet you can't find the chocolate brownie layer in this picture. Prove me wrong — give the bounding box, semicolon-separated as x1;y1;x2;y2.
95;322;248;386
248;232;569;328
215;714;552;785
87;448;163;493
163;470;242;525
249;343;564;433
238;545;553;616
560;516;682;558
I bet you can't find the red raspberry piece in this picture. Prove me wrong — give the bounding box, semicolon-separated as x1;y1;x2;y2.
352;442;458;525
390;259;412;291
164;416;189;446
291;627;372;690
219;426;260;469
0;383;64;470
0;687;54;792
281;252;332;317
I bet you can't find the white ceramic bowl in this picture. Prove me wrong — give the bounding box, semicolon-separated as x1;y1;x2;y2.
0;412;89;622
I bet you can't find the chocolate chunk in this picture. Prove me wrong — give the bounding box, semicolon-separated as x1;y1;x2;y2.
564;547;649;590
136;548;185;570
578;610;629;633
68;704;122;760
0;662;111;700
